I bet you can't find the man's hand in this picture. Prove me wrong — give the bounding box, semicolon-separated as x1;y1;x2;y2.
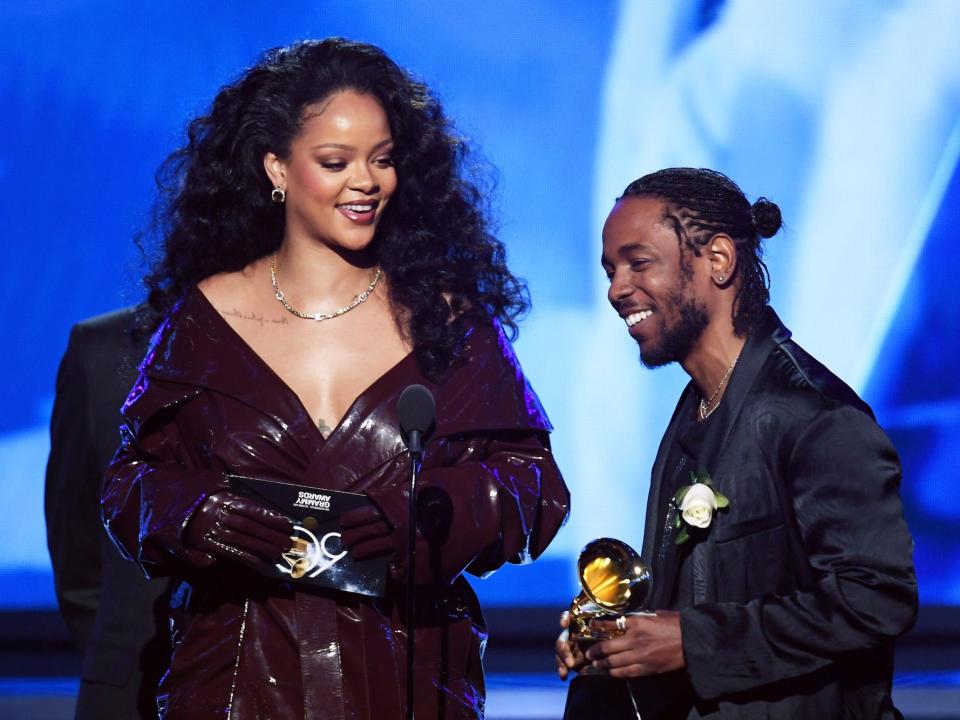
555;611;589;680
585;611;685;678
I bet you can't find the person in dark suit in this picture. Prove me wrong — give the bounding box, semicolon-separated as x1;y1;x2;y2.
45;305;170;719
557;168;918;718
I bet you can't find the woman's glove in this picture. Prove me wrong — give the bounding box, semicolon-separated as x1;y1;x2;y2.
340;486;452;584
339;504;395;561
184;490;294;570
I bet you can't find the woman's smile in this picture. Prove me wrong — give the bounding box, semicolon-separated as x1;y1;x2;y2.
336;199;380;225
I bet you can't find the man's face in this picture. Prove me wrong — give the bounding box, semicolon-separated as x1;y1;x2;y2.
601;196;709;368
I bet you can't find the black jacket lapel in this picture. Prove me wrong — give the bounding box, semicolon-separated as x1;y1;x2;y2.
642;384;696;604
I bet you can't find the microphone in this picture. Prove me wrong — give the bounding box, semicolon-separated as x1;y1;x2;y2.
397;384;435;457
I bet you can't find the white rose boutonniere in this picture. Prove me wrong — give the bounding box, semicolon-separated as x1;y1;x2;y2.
673;471;729;545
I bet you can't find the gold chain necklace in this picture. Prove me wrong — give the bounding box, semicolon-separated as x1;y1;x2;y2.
270;254;382;322
698;346;744;421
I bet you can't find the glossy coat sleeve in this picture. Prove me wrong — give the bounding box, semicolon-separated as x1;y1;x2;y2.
44;325;101;652
101;404;226;578
680;406;918;700
366;430;569;585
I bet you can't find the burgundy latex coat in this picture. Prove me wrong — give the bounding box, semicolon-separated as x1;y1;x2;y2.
102;289;569;719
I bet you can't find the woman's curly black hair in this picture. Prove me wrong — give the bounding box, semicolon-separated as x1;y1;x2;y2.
620;168;782;336
142;37;528;377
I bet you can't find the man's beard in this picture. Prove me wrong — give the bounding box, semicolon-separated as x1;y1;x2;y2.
639;290;709;369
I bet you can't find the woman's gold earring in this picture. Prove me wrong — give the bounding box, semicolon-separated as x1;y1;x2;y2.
271;187;286;204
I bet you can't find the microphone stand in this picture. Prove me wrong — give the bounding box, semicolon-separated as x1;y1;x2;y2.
397;383;434;720
405;429;423;720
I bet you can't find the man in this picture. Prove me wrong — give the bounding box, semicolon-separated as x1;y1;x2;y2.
557;168;917;718
45;305;170;719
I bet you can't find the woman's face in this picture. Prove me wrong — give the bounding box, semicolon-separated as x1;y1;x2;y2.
265;89;397;253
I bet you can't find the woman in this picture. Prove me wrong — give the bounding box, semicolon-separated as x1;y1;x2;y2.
102;38;569;720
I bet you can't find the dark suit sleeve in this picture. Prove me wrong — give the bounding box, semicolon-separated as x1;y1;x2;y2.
680;405;918;700
44;324;102;652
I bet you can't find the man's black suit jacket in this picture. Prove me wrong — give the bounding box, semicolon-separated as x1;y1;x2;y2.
45;306;170;719
642;308;918;718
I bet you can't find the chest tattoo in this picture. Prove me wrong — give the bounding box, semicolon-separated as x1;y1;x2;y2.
219;307;289;327
317;418;332;438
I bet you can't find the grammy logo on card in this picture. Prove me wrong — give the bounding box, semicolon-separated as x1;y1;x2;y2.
228;474;387;597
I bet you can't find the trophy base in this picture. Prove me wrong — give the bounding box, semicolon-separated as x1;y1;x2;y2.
569;631;612;675
577;664;608;677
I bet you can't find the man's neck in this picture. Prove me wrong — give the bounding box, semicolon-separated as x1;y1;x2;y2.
681;322;747;402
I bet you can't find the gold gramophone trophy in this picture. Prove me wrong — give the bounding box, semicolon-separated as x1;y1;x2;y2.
568;537;651;665
564;540;654;720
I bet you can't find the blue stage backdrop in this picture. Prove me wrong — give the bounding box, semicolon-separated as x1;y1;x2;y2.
1;1;958;612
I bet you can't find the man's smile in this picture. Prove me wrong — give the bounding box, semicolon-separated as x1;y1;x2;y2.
624;309;653;328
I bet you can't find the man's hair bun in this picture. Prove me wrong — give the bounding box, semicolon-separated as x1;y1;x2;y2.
751;198;782;238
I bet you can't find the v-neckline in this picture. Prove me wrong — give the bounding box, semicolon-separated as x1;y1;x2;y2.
192;286;416;444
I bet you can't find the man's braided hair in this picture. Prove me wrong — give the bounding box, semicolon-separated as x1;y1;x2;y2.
620;167;782;335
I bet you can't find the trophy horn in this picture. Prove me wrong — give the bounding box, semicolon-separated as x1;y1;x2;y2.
577;537;651;613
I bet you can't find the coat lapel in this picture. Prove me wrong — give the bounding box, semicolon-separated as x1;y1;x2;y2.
142;289;320;458
304;320;555;488
642;384;696;566
141;294;557;493
304;351;422;488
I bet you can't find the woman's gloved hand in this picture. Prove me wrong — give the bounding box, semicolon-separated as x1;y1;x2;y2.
340;486;452;584
340;503;396;561
185;491;294;570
